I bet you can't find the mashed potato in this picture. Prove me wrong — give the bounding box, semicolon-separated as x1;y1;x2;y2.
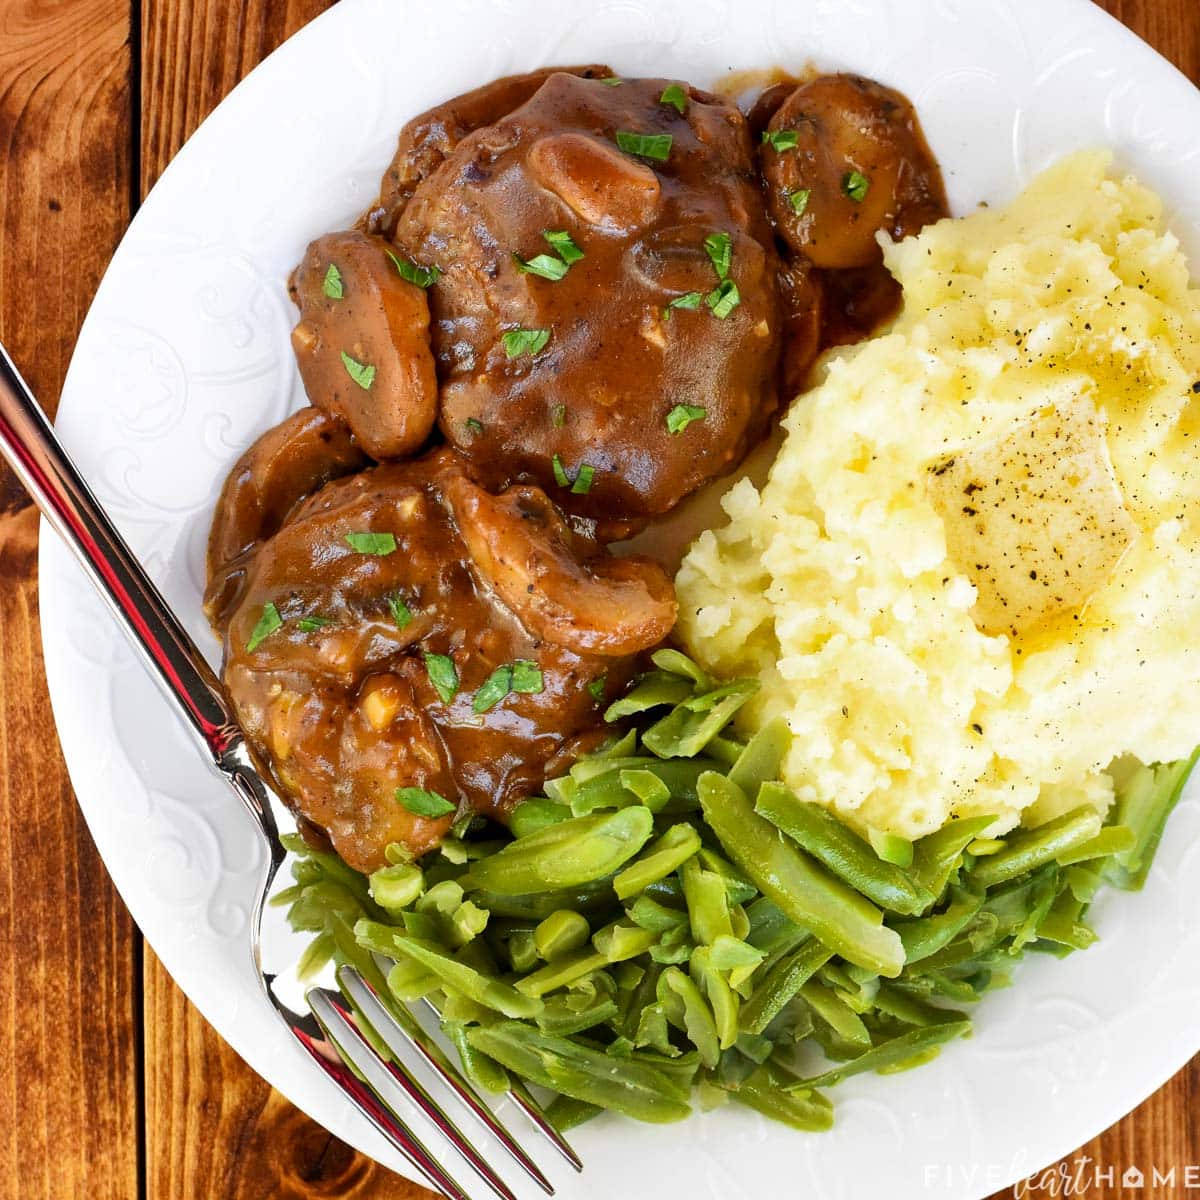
676;151;1200;839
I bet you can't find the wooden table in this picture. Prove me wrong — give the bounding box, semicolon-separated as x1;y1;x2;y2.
0;2;1195;1196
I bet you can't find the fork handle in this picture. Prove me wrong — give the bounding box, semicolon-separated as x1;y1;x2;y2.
0;341;241;763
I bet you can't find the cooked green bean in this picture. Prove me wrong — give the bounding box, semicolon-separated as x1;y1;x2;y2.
355;922;542;1018
445;1021;509;1093
510;797;572;838
467;1021;694;1123
787;1020;972;1090
728;718;791;796
699;773;905;977
690;946;739;1049
544;1094;603;1133
755;783;933;915
1056;824;1135;866
1108;751;1197;889
515;946;608;997
728;1064;833;1131
680;857;734;946
643;680;759;759
659;966;720;1068
627;894;689;933
593;921;659;963
613;823;702;901
604;670;694;720
620;769;672;810
534;910;591;961
650;648;711;688
910;815;997;897
890;886;984;964
970;806;1102;888
463;808;653;895
739;938;833;1034
798;980;871;1050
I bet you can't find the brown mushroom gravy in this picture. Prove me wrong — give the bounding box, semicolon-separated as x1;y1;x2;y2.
205;66;946;869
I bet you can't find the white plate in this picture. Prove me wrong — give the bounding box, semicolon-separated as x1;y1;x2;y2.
39;1;1200;1196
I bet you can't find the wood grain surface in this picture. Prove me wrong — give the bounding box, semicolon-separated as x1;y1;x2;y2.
0;2;1196;1198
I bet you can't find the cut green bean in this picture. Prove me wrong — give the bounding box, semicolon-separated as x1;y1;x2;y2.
728;1064;833;1131
1056;824;1135;866
970;806;1103;889
605;670;694;720
534;910;591;961
890;886;984;964
643;680;759;759
614;823;702;901
739;938;833;1034
756;783;933;915
699;773;905;977
355;922;541;1018
787;1021;972;1090
798;980;871;1050
1108;751;1197;889
445;1021;509;1093
659;966;720;1068
510;797;572;838
463;807;653;894
545;1094;603;1133
728;718;791;796
467;1021;693;1123
680;857;734;946
910;815;998;897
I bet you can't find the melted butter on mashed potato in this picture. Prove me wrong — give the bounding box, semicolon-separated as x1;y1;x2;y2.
676;150;1200;839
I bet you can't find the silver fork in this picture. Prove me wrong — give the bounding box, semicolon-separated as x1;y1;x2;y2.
0;343;582;1200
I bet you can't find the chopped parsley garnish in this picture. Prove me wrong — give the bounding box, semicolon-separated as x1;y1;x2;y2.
473;659;545;713
322;263;343;300
297;615;332;633
570;464;596;495
388;595;413;629
515;253;569;281
615;130;673;162
423;652;459;704
246;602;281;652
788;188;811;217
551;404;567;428
659;84;688;115
343;531;397;555
703;231;732;280
587;674;607;703
666;404;706;434
340;351;375;391
600;76;623;87
543;230;584;264
552;455;596;493
761;128;799;152
384;248;441;288
502;328;551;358
465;417;484;435
511;659;544;693
395;787;456;818
473;665;513;713
706;279;741;320
664;291;703;319
842;170;870;202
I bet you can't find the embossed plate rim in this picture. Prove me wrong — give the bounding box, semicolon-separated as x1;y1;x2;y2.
39;0;1200;1196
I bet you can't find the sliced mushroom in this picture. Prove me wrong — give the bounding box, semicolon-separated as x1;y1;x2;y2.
445;472;677;656
528;131;662;233
290;229;438;461
760;74;947;270
204;406;368;628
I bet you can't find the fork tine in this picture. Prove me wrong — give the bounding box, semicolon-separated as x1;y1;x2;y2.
311;986;520;1200
301;989;474;1200
338;966;555;1195
419;996;584;1172
505;1079;584;1173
